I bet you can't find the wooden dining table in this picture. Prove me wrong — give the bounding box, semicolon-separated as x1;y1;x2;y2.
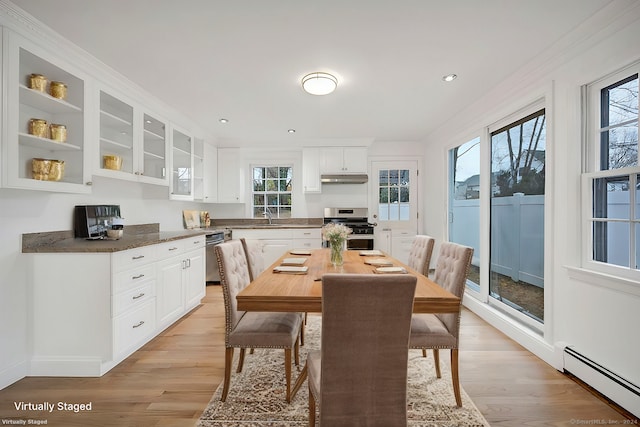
236;247;461;400
236;248;460;314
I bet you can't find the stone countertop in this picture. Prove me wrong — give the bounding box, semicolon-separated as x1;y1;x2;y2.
22;224;207;254
211;218;323;230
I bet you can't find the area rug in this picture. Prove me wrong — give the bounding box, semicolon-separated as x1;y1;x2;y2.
197;315;489;427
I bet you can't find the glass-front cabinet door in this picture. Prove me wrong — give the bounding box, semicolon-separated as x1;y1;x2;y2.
170;125;193;199
141;113;167;184
99;90;134;176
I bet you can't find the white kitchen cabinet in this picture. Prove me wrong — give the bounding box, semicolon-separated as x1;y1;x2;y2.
3;30;91;193
320;147;368;174
156;236;205;330
201;141;218;202
84;84;170;186
170;124;194;200
217;147;244;203
193;137;205;201
28;235;205;377
302;147;321;193
233;227;322;267
291;228;323;250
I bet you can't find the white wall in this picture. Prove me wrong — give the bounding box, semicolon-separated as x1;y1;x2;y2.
422;0;640;405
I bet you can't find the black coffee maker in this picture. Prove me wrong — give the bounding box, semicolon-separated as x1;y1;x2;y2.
74;205;122;238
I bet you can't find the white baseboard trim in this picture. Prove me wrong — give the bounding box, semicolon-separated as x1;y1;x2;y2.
463;295;557;368
0;360;28;390
29;356;109;377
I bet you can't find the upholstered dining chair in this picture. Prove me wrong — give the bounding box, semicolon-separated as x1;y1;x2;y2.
240;237;265;281
240;237;305;346
407;234;435;276
215;240;303;402
307;273;417;427
409;241;474;407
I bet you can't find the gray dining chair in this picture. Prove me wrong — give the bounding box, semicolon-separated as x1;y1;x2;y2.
409;241;474;407
240;237;305;346
407;234;435;276
215;240;303;402
307;273;417;427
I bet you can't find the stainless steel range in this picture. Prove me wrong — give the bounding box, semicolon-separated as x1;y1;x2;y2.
323;207;375;250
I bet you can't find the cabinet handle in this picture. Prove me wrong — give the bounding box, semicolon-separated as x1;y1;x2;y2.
132;293;145;300
193;240;201;245
132;274;145;280
132;255;145;260
187;259;191;268
132;321;145;329
169;247;179;251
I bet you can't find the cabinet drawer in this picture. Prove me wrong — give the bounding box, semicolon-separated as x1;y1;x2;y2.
292;238;322;249
113;264;156;294
113;299;156;357
112;282;155;317
156;240;185;260
112;245;157;272
291;228;321;239
183;235;205;250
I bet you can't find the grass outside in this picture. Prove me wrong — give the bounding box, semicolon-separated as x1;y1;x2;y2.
466;265;544;321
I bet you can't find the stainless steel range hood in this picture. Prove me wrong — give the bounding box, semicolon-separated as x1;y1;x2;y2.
320;174;368;184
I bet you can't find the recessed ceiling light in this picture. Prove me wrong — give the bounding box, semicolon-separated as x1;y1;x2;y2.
219;118;229;123
302;72;338;95
442;74;457;82
287;129;296;133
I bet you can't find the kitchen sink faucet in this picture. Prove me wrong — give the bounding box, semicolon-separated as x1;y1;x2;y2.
263;207;273;225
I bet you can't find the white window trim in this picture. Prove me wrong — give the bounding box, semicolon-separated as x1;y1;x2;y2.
581;61;640;285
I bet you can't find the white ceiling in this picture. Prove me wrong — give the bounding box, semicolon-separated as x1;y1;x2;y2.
10;0;613;147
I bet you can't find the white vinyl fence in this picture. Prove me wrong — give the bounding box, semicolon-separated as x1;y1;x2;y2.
451;193;545;288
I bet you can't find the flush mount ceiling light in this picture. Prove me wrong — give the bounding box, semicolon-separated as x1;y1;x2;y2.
442;73;457;82
302;72;338;95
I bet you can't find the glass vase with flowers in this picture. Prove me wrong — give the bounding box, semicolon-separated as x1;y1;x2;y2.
322;223;352;266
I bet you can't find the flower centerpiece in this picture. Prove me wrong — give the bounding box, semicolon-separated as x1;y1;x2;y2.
322;223;352;266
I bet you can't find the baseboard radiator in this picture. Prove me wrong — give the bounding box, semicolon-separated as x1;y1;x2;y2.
563;346;640;417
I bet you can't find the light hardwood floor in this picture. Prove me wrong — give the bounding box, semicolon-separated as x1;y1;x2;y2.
0;285;634;426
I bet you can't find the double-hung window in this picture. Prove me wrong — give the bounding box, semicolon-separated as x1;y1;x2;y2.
584;63;639;279
251;165;293;218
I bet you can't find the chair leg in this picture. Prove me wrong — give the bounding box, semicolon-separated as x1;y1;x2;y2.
309;383;316;427
300;321;305;346
221;347;234;402
433;349;442;378
451;349;462;407
294;336;300;366
422;348;427;358
237;348;246;373
285;348;292;403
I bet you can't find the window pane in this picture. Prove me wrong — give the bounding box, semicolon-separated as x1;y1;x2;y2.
604;76;638;127
279;207;291;218
490;112;545;323
266;167;279;179
602;126;638;169
252;165;293;218
253;194;264;206
593;221;629;267
491;111;546;197
267;194;278;206
450;137;481;292
592;176;630;219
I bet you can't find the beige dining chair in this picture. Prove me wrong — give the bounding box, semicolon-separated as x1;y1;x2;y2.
407;234;435;276
240;237;305;346
307;273;417;427
409;241;474;407
240;237;265;281
215;240;303;402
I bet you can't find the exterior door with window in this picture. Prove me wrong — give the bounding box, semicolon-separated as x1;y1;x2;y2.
370;160;418;263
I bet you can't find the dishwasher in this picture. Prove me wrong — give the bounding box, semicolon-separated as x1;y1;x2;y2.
205;230;226;283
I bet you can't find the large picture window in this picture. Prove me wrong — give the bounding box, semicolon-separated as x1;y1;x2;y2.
585;65;639;276
251;166;292;219
490;108;546;324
